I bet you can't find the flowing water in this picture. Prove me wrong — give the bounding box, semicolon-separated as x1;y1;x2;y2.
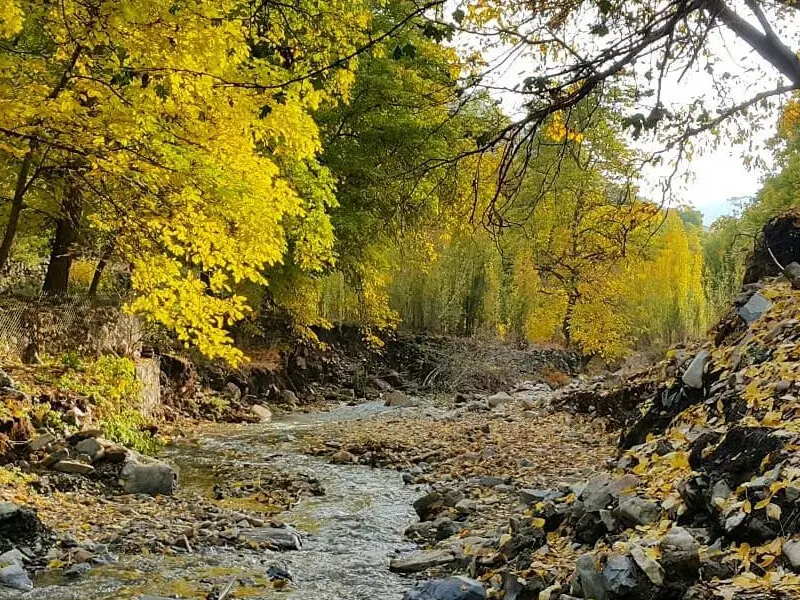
26;404;422;600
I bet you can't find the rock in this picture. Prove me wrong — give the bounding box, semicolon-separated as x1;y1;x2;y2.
738;292;772;324
223;382;242;400
617;496;660;526
74;438;105;460
602;554;640;597
240;526;302;550
0;368;14;389
64;562;92;578
279;389;299;406
0;549;24;566
402;576;486;600
785;262;800;289
67;429;104;444
330;450;355;464
52;461;95;475
478;476;507;488
389;549;456;573
119;453;177;496
580;474;639;512
0;387;28;401
0;562;32;591
660;526;700;579
486;391;513;408
454;499;476;515
414;492;447;522
385;391;420;408
266;564;292;581
250;404;272;423
519;488;562;504
783;539;800;570
682;350;710;389
575;553;607;600
27;433;56;452
630;545;664;586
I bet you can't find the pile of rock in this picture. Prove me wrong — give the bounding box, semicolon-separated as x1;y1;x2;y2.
25;430;177;496
0;502;54;592
548;279;800;599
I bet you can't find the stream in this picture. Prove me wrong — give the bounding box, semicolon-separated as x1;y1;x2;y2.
26;404;423;600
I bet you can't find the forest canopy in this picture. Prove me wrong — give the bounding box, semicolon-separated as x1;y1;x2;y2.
1;0;798;362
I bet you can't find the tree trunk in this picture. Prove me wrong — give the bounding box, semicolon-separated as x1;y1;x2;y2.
88;242;114;298
0;151;33;273
42;194;81;295
561;289;580;346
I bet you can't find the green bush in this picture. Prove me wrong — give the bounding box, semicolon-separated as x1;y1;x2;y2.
58;356;162;454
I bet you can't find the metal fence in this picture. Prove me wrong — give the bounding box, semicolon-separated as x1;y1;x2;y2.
0;293;140;361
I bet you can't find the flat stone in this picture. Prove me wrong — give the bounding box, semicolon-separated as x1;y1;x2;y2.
330;450;355;464
617;496;661;526
486;392;513;408
250;404;272;423
240;526;302;550
630;545;664;586
403;576;486;600
682;350;710;389
738;293;772;325
390;549;456;573
385;391;419;408
0;562;32;591
52;461;95;475
74;437;105;460
783;539;800;570
27;434;56;452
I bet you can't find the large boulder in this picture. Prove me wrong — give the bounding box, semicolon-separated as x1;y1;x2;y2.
403;576;486;600
118;453;177;496
0;562;32;592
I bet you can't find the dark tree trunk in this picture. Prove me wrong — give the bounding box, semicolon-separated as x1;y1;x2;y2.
0;152;33;273
562;289;580;346
42;194;81;295
88;242;114;297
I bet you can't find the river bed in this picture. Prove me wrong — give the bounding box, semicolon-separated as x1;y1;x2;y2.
26;404;422;599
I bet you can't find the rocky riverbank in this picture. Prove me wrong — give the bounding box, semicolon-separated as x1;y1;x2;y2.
298;276;800;600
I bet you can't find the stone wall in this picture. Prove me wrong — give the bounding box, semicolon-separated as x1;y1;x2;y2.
0;295;142;361
135;357;161;418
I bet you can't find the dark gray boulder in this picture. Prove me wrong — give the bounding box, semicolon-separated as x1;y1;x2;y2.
403;576;486;600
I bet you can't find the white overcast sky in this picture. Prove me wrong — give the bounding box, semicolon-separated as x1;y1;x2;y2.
455;2;797;225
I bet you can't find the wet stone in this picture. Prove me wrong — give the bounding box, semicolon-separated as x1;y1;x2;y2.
389;549;456;573
0;562;32;591
402;576;486;600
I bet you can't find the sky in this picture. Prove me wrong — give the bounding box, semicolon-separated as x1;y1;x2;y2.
458;1;796;226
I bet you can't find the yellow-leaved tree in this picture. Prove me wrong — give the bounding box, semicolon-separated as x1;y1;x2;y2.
0;0;371;362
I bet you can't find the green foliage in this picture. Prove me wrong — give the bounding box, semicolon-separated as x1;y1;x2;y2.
58;356;161;454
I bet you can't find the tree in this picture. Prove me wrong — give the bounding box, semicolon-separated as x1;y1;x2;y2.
0;0;374;361
440;1;800;216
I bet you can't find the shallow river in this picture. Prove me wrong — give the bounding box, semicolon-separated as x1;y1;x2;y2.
27;404;422;599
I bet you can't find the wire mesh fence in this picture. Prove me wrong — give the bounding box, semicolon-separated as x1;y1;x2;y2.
0;293;140;361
